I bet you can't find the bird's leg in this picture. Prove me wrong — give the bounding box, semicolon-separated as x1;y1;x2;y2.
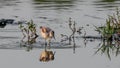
45;39;47;48
45;43;47;51
48;39;51;49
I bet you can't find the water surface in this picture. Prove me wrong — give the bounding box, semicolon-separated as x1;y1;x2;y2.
0;0;120;68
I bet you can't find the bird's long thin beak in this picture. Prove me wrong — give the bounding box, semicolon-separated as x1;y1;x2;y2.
52;31;56;40
53;35;56;40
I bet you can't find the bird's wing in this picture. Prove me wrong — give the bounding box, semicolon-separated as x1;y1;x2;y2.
46;27;52;33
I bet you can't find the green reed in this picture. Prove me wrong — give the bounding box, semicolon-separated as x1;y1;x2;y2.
95;8;120;40
94;8;120;60
19;20;38;46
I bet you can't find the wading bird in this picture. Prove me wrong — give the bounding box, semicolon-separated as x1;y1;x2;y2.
40;26;55;48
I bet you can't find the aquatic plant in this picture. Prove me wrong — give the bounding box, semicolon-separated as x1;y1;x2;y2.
95;8;120;41
61;18;83;43
94;19;115;40
108;8;120;29
94;8;120;60
60;18;83;53
19;20;38;46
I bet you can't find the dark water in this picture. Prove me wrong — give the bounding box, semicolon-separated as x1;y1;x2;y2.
0;0;120;68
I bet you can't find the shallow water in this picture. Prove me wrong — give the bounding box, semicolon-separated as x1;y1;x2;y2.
0;0;120;68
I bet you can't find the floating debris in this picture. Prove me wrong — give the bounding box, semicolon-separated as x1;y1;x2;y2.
0;18;27;28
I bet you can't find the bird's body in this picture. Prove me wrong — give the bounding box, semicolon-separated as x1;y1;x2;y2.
40;26;55;47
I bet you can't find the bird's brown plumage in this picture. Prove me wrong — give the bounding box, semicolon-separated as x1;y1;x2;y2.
40;26;55;47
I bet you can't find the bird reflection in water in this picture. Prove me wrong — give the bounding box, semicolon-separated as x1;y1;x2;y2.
39;39;55;62
39;49;55;62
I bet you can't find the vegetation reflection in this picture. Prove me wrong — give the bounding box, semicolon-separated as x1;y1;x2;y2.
95;39;120;60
